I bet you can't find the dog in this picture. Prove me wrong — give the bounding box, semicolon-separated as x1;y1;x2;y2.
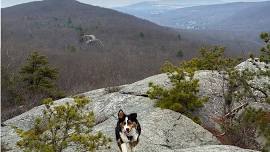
115;109;141;152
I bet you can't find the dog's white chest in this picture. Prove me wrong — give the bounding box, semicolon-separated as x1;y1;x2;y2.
120;129;138;143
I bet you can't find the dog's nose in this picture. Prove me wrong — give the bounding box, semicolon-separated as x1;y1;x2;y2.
126;128;130;132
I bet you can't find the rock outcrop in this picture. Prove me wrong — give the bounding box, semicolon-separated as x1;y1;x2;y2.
1;88;220;152
2;60;265;152
193;70;226;130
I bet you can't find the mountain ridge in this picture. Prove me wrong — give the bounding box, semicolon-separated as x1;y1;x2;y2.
116;1;270;32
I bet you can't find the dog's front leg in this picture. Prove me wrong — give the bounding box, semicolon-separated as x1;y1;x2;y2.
130;145;135;152
120;143;128;152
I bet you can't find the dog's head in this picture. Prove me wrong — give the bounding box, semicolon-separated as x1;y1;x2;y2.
118;109;139;135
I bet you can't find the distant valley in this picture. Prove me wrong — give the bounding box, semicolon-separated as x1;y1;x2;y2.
115;1;270;31
115;1;270;47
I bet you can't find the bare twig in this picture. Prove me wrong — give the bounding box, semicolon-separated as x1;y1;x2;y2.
224;102;249;118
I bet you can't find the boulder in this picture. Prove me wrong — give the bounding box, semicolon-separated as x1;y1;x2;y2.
193;70;227;130
235;58;270;99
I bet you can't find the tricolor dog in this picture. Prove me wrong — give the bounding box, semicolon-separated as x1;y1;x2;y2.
115;109;141;152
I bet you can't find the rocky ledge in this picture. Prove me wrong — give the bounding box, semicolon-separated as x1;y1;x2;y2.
2;59;265;152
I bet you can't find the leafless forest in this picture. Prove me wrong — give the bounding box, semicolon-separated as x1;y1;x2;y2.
1;0;260;120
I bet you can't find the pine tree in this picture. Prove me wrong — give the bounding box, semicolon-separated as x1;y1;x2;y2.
260;32;270;63
20;51;58;93
176;49;184;58
15;97;111;152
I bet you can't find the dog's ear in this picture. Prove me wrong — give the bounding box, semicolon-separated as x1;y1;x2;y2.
118;109;125;120
129;113;137;119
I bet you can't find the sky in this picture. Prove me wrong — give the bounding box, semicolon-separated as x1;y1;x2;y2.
1;0;268;8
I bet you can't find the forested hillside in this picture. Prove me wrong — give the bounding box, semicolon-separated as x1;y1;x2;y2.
1;0;204;120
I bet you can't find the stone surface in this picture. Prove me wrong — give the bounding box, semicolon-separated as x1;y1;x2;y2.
235;58;270;99
175;145;258;152
235;58;269;72
120;73;171;96
193;70;227;129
